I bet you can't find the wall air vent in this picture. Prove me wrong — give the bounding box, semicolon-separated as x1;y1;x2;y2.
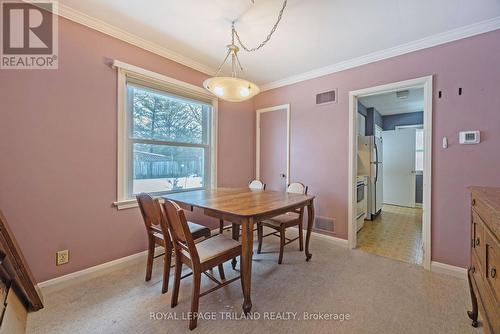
316;89;337;105
396;90;409;99
314;216;335;232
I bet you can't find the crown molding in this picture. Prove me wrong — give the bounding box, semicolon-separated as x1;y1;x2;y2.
23;1;216;76
260;17;500;92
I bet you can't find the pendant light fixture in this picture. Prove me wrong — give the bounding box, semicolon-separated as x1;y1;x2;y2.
203;0;288;102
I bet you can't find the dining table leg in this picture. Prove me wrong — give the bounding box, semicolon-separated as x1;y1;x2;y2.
231;222;239;269
240;217;254;314
305;199;314;261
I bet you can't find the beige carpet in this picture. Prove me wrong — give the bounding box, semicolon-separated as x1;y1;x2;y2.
27;230;482;334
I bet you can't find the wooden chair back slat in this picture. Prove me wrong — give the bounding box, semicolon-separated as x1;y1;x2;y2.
136;193;174;293
162;200;200;264
137;193;172;246
137;193;162;229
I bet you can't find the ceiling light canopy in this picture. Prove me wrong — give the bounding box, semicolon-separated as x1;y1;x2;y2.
203;0;287;102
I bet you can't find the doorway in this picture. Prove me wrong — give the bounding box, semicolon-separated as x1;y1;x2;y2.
256;104;290;191
348;77;433;269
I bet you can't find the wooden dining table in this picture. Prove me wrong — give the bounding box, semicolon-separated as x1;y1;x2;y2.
161;187;315;314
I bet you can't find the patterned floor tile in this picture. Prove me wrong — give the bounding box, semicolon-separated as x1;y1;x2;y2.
357;205;423;265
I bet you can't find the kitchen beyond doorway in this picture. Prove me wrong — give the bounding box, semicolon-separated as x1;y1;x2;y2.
348;76;433;270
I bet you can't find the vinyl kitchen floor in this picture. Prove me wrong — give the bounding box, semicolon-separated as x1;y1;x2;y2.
357;205;423;265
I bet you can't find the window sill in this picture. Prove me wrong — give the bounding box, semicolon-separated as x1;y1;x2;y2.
113;199;139;210
113;187;208;210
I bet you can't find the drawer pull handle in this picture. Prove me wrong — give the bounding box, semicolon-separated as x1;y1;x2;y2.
471;266;476;274
475;238;480;247
491;268;497;278
472;199;476;206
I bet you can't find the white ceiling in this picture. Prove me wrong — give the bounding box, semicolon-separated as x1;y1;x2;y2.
58;0;500;86
359;88;423;115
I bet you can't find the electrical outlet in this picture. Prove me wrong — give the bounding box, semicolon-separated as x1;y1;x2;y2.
56;250;69;266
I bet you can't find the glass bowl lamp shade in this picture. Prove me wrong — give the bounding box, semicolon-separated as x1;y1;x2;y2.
203;76;260;102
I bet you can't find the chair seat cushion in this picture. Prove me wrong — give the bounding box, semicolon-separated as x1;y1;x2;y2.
188;221;211;239
262;212;300;227
196;235;241;264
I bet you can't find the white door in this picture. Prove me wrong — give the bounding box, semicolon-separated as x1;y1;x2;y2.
257;106;289;191
382;128;416;207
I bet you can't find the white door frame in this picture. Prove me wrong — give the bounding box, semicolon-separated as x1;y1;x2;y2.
256;104;291;185
348;76;433;270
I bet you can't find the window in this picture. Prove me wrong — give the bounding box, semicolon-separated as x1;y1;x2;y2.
114;61;217;208
129;84;212;194
395;124;424;172
415;129;424;172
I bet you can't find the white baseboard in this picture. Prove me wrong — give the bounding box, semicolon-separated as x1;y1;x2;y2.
286;226;348;248
38;247;162;293
430;261;467;279
311;231;349;248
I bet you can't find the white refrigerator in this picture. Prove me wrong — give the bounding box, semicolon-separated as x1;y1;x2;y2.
357;135;383;220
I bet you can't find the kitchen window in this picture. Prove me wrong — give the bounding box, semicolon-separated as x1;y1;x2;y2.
415;128;424;172
113;61;218;209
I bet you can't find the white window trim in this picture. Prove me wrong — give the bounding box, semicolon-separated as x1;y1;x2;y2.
396;125;425;171
112;60;218;210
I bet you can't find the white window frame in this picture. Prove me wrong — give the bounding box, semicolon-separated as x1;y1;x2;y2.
112;60;218;209
395;124;424;173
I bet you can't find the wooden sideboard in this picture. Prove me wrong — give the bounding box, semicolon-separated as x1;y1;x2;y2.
468;187;500;333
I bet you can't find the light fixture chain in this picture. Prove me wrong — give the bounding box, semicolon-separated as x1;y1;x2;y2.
232;0;287;52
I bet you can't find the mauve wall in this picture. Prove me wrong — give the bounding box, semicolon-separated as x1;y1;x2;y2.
254;29;500;268
0;17;254;282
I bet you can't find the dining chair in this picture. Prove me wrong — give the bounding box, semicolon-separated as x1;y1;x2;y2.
136;193;213;293
163;200;242;330
218;179;266;234
257;182;308;264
